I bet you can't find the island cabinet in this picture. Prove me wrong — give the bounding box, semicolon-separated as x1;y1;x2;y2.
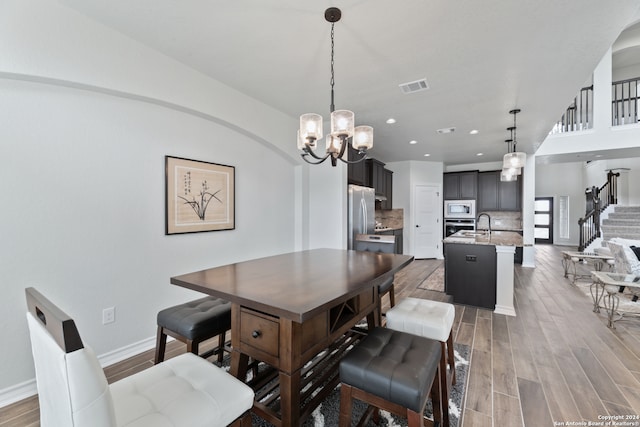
375;228;403;254
477;170;521;212
444;243;496;309
443;171;478;200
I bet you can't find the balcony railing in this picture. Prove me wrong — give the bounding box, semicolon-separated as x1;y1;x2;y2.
550;85;593;134
612;77;640;125
550;77;640;135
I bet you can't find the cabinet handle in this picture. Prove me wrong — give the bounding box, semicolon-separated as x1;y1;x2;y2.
252;330;261;339
416;224;420;228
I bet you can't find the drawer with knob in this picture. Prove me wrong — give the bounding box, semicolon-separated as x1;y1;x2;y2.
239;307;280;359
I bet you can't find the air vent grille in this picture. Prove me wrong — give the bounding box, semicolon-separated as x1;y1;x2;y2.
399;78;429;94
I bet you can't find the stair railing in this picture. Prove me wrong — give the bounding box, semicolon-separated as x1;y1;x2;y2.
578;171;619;251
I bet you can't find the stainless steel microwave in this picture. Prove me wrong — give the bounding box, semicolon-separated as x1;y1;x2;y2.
444;199;476;219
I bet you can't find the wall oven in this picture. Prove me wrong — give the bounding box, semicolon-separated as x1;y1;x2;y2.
444;218;476;237
444;199;476;219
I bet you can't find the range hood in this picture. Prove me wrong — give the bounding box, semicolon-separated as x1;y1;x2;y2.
375;193;387;201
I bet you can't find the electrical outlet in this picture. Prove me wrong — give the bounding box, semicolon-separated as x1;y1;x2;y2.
102;307;115;325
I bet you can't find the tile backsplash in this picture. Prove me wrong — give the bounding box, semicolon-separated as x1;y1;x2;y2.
477;210;522;231
375;209;404;229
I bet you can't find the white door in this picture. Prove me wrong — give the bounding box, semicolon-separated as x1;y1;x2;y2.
413;184;441;259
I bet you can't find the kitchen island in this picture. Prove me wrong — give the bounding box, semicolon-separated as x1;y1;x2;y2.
443;230;523;316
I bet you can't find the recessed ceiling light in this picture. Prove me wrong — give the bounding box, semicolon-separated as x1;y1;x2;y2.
436;127;456;134
386;118;396;124
424;153;430;157
409;140;418;145
470;129;479;135
476;153;484;156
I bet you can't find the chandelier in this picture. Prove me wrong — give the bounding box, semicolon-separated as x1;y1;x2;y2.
501;109;526;182
297;7;373;167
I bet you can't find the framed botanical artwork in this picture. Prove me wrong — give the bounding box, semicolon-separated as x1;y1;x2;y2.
165;156;235;234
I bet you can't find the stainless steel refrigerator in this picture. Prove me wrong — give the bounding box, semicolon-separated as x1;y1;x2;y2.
348;184;375;249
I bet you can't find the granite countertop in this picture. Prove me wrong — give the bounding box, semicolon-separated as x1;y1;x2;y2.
443;230;523;247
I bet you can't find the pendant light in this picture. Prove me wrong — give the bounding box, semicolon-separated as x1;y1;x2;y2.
297;7;373;167
502;109;526;170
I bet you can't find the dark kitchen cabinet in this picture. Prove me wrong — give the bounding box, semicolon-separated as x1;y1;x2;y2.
347;145;368;186
444;242;496;309
443;171;478;200
381;168;393;210
375;228;403;254
367;159;393;210
477;171;521;212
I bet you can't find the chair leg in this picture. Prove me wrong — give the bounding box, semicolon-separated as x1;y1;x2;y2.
437;344;449;427
217;332;225;363
229;412;252;427
430;363;442;426
187;339;199;356
447;332;456;385
154;326;167;364
339;383;354;427
389;285;396;308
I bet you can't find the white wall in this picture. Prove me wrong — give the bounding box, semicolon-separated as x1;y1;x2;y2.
535;162;586;246
0;0;344;404
386;161;444;256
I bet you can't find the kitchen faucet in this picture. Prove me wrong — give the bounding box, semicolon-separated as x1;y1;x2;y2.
477;212;491;234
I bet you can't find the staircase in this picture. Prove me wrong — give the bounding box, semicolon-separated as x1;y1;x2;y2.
601;206;640;241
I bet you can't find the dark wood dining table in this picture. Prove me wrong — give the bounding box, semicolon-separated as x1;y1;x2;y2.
170;248;413;427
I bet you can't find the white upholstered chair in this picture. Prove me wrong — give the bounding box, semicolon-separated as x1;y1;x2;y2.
25;287;254;427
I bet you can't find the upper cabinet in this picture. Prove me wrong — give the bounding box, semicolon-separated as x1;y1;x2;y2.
443;171;478;200
477;171;521;212
347;155;393;209
347;145;368;186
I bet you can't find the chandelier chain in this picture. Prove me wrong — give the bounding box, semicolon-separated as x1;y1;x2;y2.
330;22;335;113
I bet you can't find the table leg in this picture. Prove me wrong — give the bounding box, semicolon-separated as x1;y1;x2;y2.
590;281;603;313
230;349;250;382
603;291;620;329
562;256;569;278
279;370;301;427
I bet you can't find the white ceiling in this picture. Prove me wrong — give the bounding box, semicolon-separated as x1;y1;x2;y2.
59;0;640;166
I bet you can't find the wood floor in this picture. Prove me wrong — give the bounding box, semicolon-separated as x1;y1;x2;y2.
3;244;640;426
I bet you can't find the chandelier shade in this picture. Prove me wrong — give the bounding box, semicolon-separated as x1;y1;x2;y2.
353;126;374;151
501;168;518;181
296;8;372;167
503;152;526;169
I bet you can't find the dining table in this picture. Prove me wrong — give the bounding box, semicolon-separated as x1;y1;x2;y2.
170;248;414;427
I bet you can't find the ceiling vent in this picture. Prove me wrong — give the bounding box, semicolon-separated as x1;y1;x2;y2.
399;78;429;94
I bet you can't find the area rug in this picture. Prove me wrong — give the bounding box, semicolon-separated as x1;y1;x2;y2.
417;265;445;292
218;342;469;427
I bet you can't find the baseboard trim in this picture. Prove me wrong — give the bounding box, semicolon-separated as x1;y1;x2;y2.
0;335;159;409
494;304;517;317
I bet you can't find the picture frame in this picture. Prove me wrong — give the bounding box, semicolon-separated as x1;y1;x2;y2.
165;156;235;234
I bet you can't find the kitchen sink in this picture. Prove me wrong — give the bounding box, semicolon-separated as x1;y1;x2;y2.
459;231;488;237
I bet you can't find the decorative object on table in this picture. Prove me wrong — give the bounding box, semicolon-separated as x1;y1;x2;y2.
165;156;234;234
296;7;373;167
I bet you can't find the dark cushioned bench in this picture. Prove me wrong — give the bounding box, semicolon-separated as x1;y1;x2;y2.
155;296;231;364
338;327;445;427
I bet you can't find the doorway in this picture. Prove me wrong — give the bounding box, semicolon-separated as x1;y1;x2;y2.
413;184;441;258
535;197;554;244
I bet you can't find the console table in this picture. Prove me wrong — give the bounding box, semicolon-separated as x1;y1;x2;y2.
561;251;614;285
591;271;640;328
